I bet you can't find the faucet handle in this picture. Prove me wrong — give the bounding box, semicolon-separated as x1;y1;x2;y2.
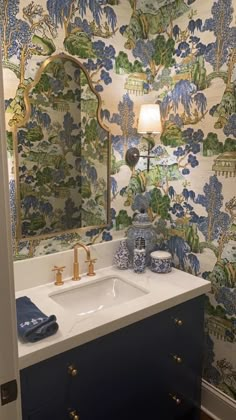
52;265;65;286
85;258;97;276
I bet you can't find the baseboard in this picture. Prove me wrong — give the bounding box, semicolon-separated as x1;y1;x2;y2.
201;379;236;420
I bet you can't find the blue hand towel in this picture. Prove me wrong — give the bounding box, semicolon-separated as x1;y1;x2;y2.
16;296;59;343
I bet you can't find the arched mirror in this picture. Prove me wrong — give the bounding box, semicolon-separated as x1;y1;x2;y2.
13;53;110;240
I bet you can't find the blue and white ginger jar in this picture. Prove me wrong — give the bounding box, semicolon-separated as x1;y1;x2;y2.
126;211;157;264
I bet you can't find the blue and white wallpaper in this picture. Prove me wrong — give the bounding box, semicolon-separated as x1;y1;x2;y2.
1;0;236;400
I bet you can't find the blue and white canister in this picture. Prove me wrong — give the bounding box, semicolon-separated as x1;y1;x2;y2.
133;237;146;273
150;251;172;273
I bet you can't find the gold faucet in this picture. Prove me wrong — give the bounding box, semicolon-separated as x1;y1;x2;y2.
72;242;96;280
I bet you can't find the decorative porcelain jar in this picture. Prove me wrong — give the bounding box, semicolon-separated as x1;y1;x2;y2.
113;239;130;270
150;251;172;273
126;211;157;264
133;237;146;273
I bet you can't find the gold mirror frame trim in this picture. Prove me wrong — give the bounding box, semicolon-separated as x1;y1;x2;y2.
13;53;111;243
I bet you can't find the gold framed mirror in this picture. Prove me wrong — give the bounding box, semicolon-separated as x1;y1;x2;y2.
13;53;111;241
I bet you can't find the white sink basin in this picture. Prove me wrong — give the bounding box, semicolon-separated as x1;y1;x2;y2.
49;275;148;316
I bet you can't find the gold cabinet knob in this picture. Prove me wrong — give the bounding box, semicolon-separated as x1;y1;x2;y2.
169;394;182;405
174;318;183;326
173;354;182;364
68;365;78;377
69;410;80;420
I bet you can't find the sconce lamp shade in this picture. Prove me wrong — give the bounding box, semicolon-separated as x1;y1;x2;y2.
137;104;162;134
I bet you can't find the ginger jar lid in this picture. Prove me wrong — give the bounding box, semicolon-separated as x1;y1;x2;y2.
132;210;152;227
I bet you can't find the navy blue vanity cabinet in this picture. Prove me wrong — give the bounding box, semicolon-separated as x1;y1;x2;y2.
20;350;73;419
20;295;205;420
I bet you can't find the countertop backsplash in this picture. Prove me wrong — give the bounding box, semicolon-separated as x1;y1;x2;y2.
14;239;121;292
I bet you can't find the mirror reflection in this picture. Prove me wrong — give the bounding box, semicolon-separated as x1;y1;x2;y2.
14;54;110;240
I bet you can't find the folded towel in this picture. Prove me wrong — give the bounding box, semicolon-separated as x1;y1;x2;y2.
16;296;58;343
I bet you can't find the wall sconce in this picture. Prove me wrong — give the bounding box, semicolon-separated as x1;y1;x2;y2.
126;104;162;172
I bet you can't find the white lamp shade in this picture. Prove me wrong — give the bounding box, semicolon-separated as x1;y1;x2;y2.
137;104;162;134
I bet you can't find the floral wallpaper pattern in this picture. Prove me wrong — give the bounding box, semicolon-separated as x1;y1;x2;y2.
1;0;236;401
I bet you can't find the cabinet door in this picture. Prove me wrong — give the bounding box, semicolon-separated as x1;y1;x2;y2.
66;322;146;420
127;296;204;420
20;354;71;419
21;400;68;420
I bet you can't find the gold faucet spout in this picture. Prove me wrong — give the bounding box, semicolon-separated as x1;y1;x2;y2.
72;242;95;280
74;242;91;261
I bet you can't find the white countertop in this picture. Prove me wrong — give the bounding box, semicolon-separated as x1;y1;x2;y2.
16;266;211;370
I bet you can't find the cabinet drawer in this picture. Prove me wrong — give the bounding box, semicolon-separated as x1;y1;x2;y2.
166;391;200;419
136;296;204;351
163;296;204;339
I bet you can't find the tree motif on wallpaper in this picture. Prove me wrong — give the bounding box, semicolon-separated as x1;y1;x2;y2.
203;132;236;157
165;176;236;292
47;0;117;41
123;0;190;49
1;1;57;127
202;0;236;130
117;33;176;96
115;1;202;96
195;176;230;242
206;193;236;291
224;114;236;138
83;41;116;92
202;0;235;72
167;176;233;262
115;51;144;75
0;1;56;84
133;36;176;79
160;80;207;129
119;1;206;96
205;296;236;342
46;1;117;91
173;15;209;90
203;335;236;399
161;0;236;131
105;94;140;160
172;0;236;93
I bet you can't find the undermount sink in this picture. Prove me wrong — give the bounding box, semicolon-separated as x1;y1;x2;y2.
49;275;148;317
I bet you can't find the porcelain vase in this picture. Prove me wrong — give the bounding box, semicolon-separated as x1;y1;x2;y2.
113;240;130;270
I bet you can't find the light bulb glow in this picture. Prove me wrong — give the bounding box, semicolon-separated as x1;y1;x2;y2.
137;104;162;134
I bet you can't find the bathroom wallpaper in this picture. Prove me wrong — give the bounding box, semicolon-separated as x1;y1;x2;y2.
1;0;236;401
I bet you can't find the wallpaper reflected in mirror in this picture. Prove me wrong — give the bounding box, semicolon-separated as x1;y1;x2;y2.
14;54;110;240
